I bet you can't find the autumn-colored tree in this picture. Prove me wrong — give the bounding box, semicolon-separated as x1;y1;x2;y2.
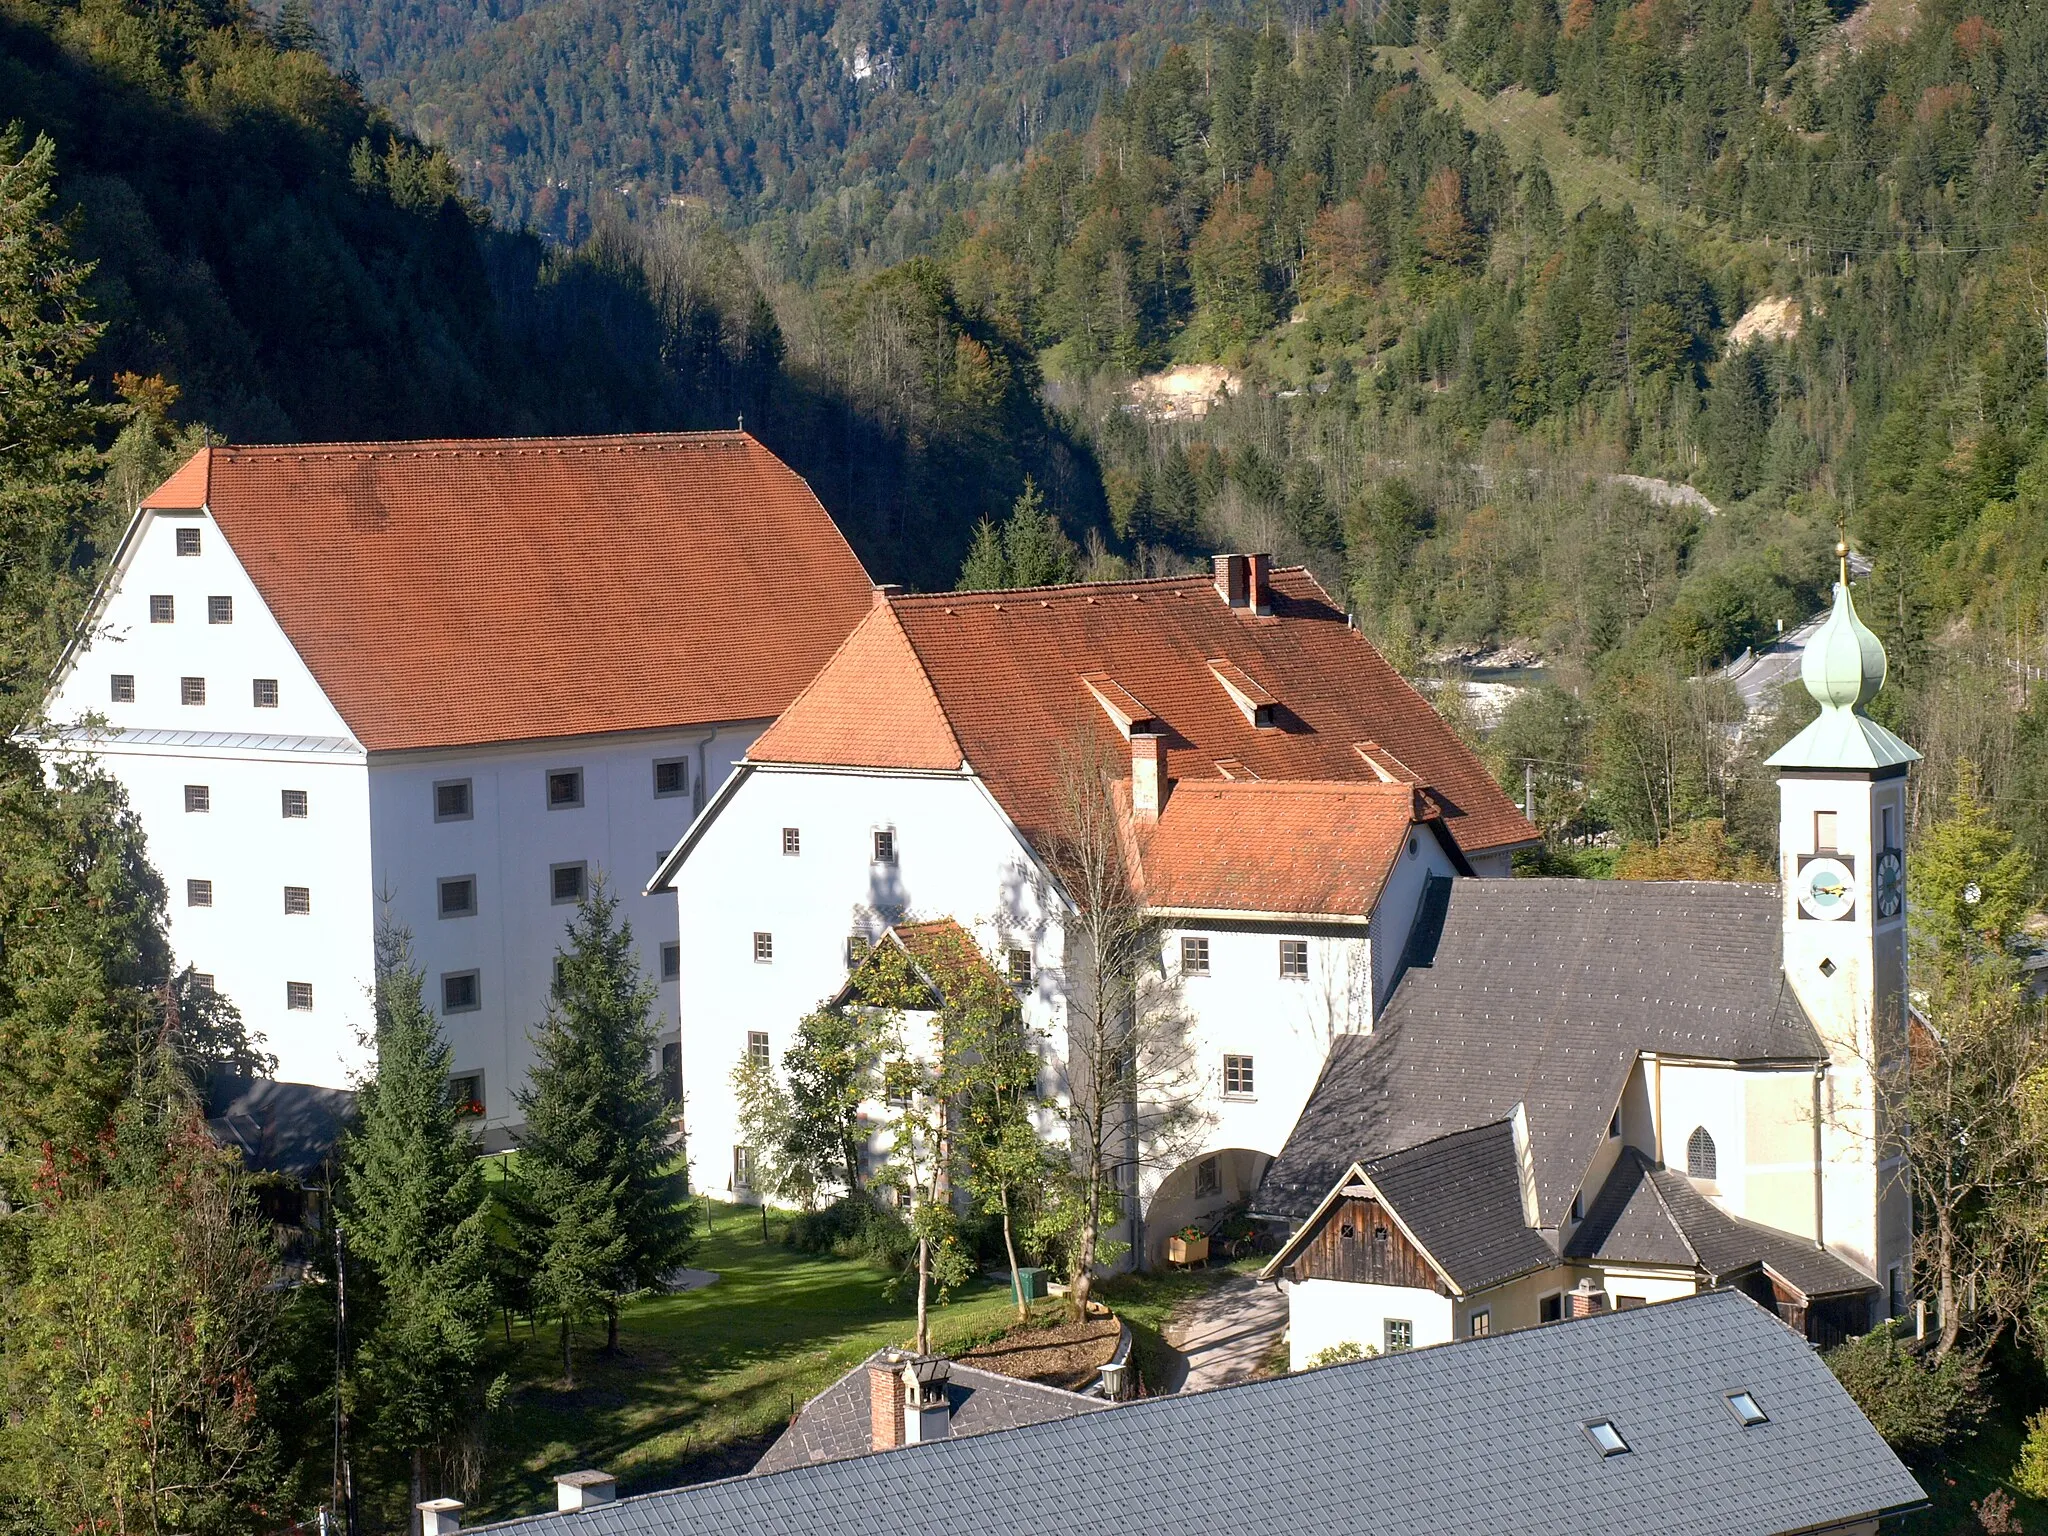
1613;819;1770;880
1413;168;1479;269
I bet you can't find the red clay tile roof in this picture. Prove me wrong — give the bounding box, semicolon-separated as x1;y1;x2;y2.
750;568;1535;860
141;434;874;752
1131;779;1435;917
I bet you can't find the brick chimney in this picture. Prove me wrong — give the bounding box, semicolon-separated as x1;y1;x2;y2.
416;1500;462;1536
872;583;904;609
1212;553;1249;609
1246;552;1273;615
1132;731;1165;821
555;1471;617;1512
1568;1277;1608;1319
868;1352;905;1450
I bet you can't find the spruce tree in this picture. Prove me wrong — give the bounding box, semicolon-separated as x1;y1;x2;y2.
956;515;1009;589
340;925;494;1522
516;879;693;1380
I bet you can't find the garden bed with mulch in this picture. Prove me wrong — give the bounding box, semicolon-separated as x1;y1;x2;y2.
955;1314;1121;1392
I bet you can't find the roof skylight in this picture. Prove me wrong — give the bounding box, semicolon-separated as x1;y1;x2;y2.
1583;1420;1630;1457
1726;1391;1769;1427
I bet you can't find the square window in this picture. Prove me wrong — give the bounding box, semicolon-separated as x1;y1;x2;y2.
1539;1293;1564;1324
1008;947;1033;987
1726;1391;1768;1427
1279;938;1309;977
208;595;233;624
753;931;774;963
180;676;206;706
283;885;311;915
782;826;801;856
186;878;213;907
1614;1294;1647;1310
1583;1420;1630;1457
653;758;688;798
883;1060;914;1108
748;1030;771;1067
184;784;210;813
110;673;134;703
441;970;481;1013
547;769;584;809
449;1072;484;1115
252;678;278;708
1815;809;1838;852
551;861;587;905
150;594;175;623
439;876;477;918
1383;1319;1413;1353
873;828;896;863
1180;936;1211;976
1468;1310;1490;1338
660;941;680;980
174;526;202;556
286;980;314;1011
1195;1155;1220;1196
191;971;215;994
1223;1054;1255;1097
434;779;472;821
281;789;308;819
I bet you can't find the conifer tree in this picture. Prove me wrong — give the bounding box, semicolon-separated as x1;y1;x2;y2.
516;879;693;1379
0;127;115;728
341;925;494;1525
957;516;1009;590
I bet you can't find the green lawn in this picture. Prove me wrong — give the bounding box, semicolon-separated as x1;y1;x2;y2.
468;1203;1031;1522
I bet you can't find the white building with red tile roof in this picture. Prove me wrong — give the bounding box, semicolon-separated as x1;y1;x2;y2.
40;432;874;1119
648;555;1537;1260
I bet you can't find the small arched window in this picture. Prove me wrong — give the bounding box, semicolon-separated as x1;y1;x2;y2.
1687;1126;1718;1182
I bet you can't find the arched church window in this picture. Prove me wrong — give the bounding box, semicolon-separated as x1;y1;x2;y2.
1687;1126;1717;1182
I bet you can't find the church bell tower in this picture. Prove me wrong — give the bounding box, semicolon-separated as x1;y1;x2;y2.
1768;547;1917;1317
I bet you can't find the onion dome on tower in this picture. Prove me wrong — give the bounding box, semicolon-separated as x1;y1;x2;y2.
1767;544;1920;772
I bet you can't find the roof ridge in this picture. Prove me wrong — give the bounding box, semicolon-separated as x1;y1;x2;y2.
896;567;1313;604
209;429;753;460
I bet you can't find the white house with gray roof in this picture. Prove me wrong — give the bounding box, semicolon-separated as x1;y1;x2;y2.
1258;564;1916;1366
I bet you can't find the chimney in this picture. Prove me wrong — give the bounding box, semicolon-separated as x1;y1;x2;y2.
868;1351;905;1450
555;1471;618;1512
417;1500;463;1536
900;1358;954;1444
1131;731;1165;821
872;583;904;609
1568;1277;1608;1319
1246;552;1272;615
1212;553;1249;609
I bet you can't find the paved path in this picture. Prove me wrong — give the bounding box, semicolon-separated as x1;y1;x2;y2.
1158;1274;1288;1393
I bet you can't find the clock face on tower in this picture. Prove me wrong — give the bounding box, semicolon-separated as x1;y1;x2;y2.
1798;854;1856;921
1876;849;1904;919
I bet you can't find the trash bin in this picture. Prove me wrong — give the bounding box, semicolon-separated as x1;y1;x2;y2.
1014;1266;1046;1304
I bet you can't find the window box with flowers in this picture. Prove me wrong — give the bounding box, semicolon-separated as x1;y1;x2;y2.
1167;1226;1209;1267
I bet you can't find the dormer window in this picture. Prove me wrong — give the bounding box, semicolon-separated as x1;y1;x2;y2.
1080;674;1156;737
1207;659;1277;728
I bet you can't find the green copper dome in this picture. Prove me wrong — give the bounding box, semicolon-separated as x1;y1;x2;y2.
1801;579;1886;711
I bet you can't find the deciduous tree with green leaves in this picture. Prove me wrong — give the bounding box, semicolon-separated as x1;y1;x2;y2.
340;924;496;1526
515;879;694;1380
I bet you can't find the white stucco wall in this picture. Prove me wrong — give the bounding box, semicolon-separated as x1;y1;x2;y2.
369;724;759;1130
1288;1277;1455;1369
668;764;1064;1200
42;508;375;1084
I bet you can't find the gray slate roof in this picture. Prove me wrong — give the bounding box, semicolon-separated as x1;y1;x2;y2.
1259;879;1824;1226
472;1291;1922;1536
203;1071;354;1181
1569;1150;1874;1300
1356;1120;1555;1292
752;1350;1106;1474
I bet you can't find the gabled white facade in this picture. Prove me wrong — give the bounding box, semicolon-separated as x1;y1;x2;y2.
41;505;760;1114
657;757;1462;1263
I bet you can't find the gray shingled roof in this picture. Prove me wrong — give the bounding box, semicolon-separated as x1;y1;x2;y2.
471;1291;1922;1536
1259;879;1824;1226
1566;1151;1873;1300
1355;1120;1556;1292
203;1070;354;1181
752;1350;1106;1474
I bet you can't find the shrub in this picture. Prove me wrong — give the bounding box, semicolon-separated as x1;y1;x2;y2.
1825;1324;1986;1453
784;1195;915;1271
1302;1341;1376;1370
2011;1410;2048;1499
